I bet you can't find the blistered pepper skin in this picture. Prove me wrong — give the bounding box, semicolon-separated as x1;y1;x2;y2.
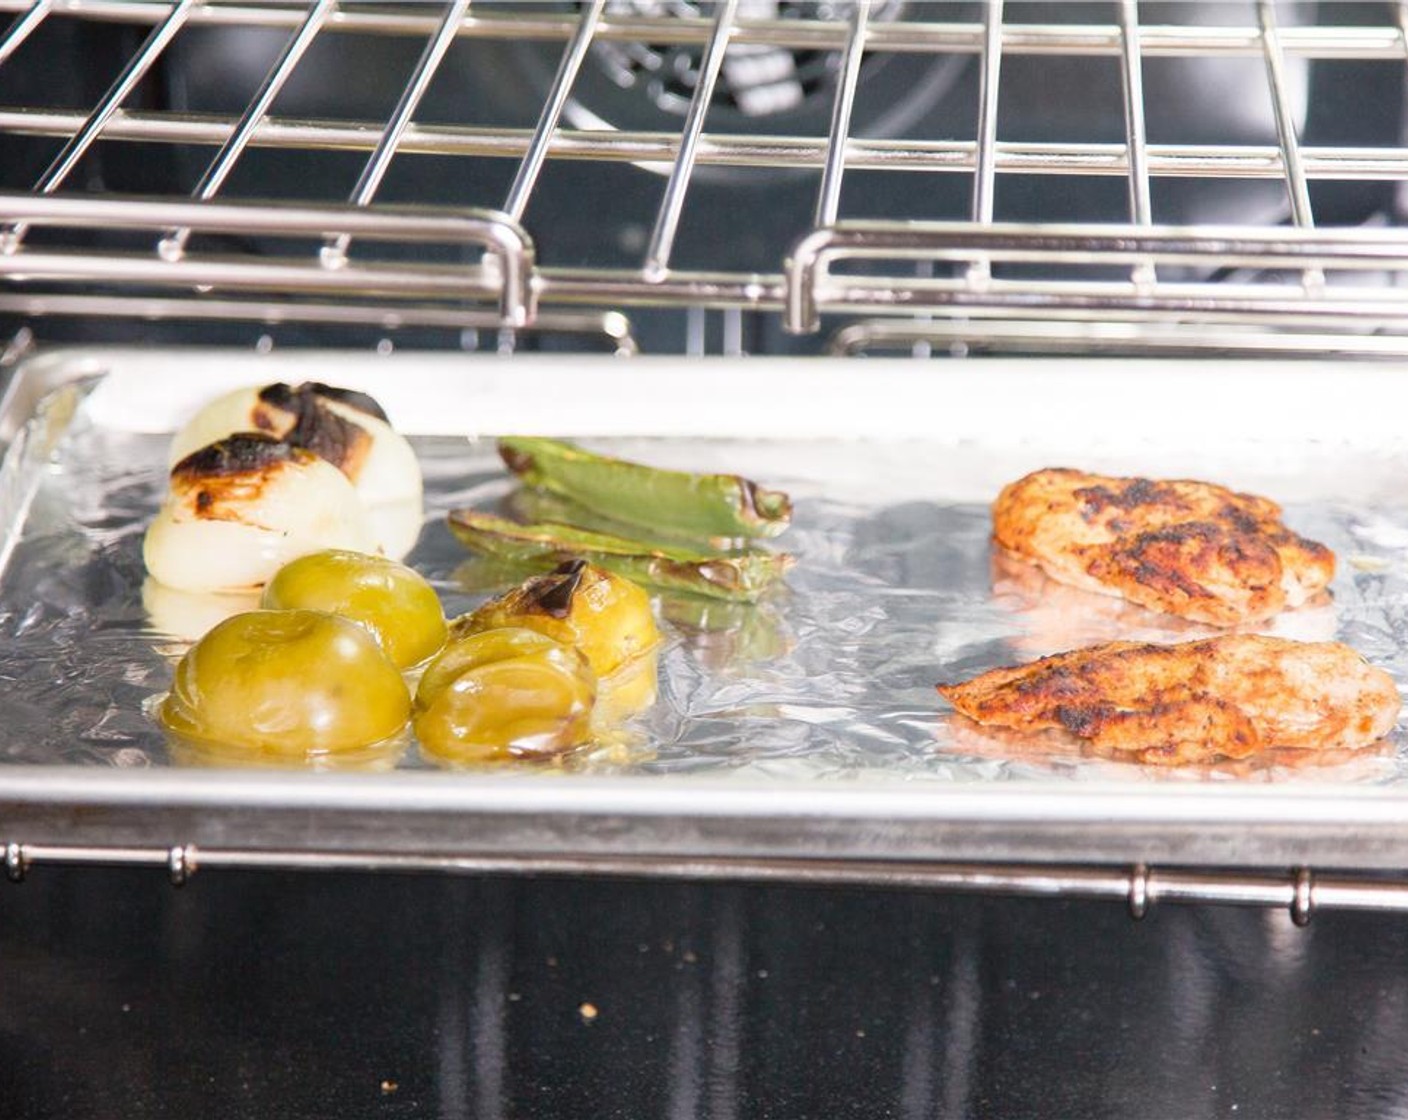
447;509;792;603
498;436;791;541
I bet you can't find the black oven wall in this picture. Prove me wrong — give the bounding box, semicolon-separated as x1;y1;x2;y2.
2;865;1406;1120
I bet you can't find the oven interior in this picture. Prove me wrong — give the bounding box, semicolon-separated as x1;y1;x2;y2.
4;5;1408;1117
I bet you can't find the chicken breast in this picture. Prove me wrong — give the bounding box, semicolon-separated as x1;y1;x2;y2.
938;635;1399;766
989;546;1339;656
992;468;1335;626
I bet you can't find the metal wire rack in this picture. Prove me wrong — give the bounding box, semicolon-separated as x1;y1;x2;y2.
6;841;1408;927
5;2;1408;911
1;0;1408;349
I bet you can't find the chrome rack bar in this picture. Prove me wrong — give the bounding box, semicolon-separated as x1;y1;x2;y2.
503;0;603;223
322;0;470;267
1116;0;1154;290
0;192;535;323
12;205;1408;331
722;305;743;356
7;841;1408;924
813;0;870;228
0;293;636;353
826;318;1408;360
160;0;335;262
536;266;784;312
0;248;497;299
642;0;736;280
2;0;195;252
1117;0;1152;224
11;4;1408;60
537;263;1408;328
0;0;50;68
811;286;1408;330
783;221;1408;333
7;109;1408;180
967;0;1003;288
1257;0;1322;293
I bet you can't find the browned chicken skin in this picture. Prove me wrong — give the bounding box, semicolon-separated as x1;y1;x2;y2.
938;636;1400;766
993;468;1335;626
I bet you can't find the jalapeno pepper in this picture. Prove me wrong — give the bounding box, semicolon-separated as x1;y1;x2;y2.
498;436;792;542
447;509;792;603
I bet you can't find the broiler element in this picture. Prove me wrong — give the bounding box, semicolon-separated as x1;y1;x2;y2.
993;468;1335;626
938;636;1400;766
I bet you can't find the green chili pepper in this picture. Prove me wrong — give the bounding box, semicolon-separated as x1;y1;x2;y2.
498;436;792;542
507;487;702;554
447;509;792;603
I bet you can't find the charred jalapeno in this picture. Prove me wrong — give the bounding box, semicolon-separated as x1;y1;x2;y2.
450;559;659;678
413;627;596;764
498;436;792;542
447;509;791;604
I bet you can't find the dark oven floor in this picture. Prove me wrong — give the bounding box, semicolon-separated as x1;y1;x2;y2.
0;869;1405;1119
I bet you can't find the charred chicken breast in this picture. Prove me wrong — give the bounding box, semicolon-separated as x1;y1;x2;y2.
938;635;1399;766
992;468;1334;626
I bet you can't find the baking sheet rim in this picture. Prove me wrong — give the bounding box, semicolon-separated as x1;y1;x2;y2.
6;346;1408;866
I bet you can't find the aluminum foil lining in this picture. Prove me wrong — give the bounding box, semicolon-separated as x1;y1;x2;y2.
2;372;1407;786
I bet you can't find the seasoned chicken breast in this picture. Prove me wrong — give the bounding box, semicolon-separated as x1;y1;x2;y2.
992;468;1335;626
989;547;1339;656
938;635;1399;766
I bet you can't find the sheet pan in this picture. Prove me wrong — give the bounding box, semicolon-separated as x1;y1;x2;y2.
4;348;1408;870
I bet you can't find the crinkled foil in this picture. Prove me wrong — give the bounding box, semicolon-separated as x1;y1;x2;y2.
1;377;1406;785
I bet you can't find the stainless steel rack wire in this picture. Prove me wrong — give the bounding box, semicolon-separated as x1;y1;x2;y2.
1;0;1408;347
5;3;1408;911
5;839;1408;927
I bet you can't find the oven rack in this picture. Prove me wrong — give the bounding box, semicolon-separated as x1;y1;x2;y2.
6;840;1408;926
1;2;1408;350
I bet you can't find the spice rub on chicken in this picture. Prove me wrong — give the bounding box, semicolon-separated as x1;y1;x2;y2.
938;635;1399;766
992;468;1335;626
